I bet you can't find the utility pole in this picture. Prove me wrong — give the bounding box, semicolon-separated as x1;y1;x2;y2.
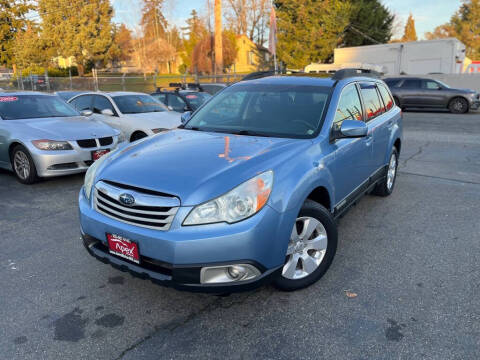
214;0;223;78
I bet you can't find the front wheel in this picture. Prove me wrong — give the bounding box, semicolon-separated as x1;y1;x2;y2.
273;200;338;291
449;97;469;114
11;145;38;184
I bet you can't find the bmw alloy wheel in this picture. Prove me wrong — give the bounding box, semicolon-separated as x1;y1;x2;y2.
14;151;30;180
282;217;328;280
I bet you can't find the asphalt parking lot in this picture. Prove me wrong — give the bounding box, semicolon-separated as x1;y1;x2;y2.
1;110;479;360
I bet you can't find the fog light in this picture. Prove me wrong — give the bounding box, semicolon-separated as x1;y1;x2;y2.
200;264;261;284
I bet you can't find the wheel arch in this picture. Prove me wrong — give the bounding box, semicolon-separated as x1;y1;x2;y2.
448;96;469;111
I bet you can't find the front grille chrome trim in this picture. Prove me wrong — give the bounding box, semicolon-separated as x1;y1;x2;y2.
93;181;180;231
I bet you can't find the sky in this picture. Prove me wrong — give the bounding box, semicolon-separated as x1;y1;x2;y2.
112;0;462;40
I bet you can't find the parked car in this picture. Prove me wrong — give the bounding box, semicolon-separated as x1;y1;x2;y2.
79;71;402;293
151;84;212;113
384;77;480;113
55;90;88;102
68;92;181;142
0;92;123;184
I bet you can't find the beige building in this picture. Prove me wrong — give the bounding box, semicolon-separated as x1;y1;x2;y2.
231;34;269;73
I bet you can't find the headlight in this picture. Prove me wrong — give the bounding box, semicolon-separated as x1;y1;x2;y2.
183;170;273;225
152;128;167;134
32;140;73;151
117;132;126;143
84;149;116;200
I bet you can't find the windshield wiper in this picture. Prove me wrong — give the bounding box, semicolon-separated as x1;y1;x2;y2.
222;129;272;137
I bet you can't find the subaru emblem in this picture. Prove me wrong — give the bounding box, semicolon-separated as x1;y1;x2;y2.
119;193;135;207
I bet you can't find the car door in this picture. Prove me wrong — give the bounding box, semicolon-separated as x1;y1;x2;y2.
330;83;373;204
421;79;448;107
167;93;188;112
91;95;121;131
370;83;395;170
398;78;423;106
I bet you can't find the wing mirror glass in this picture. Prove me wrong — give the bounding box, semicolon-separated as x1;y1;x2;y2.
334;120;368;140
167;106;173;111
80;109;93;117
181;111;192;124
101;109;114;116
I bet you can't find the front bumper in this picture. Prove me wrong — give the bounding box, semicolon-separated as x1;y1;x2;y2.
469;100;480;110
29;139;121;178
79;188;296;293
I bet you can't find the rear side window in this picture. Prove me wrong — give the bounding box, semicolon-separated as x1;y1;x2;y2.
360;83;384;121
378;84;394;111
70;95;92;111
93;95;115;115
401;79;421;88
334;84;363;126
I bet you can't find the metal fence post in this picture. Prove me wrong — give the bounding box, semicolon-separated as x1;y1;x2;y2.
29;73;34;91
45;69;50;92
122;73;126;91
153;70;157;90
69;68;73;90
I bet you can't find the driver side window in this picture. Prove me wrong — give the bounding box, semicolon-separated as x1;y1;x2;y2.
334;84;363;129
423;80;441;90
93;95;116;115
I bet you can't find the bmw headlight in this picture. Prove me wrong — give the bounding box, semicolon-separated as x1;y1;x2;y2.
84;149;116;200
32;140;73;151
184;171;273;225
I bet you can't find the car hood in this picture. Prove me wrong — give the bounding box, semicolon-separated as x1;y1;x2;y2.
449;87;477;94
15;116;118;140
123;111;181;129
98;129;310;206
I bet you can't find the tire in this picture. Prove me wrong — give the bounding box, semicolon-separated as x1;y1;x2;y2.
130;131;147;142
273;200;338;291
449;97;469;114
372;148;398;197
10;144;38;184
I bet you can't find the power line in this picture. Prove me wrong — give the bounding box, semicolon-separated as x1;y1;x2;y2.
23;0;95;20
347;25;381;44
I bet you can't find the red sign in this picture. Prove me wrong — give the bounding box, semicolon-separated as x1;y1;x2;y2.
0;96;18;102
107;234;140;263
92;149;110;161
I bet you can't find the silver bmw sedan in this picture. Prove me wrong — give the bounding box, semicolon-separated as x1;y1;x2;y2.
0;92;124;184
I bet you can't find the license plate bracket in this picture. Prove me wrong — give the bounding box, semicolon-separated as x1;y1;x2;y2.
107;234;140;264
92;149;110;161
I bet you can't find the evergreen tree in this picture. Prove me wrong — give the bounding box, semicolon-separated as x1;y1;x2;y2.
0;0;34;68
342;0;394;46
274;0;352;68
38;0;116;75
181;10;208;71
401;14;418;42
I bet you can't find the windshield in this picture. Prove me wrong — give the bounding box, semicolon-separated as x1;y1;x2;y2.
184;83;331;138
0;95;79;120
112;94;168;114
183;92;212;110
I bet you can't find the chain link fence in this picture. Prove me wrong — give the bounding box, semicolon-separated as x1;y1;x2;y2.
0;73;245;93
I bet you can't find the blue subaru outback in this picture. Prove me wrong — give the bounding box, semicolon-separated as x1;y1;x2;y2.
79;70;402;292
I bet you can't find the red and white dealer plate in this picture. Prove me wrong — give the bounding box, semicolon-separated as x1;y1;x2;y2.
107;234;140;264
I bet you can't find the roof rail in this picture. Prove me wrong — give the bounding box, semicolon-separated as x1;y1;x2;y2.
331;68;382;80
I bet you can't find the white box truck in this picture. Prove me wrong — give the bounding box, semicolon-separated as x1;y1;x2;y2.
333;38;466;75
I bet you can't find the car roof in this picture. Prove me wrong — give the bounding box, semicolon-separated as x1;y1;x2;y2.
237;75;385;88
72;91;148;97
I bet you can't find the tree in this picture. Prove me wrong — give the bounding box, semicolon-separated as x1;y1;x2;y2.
274;0;352;68
38;0;116;76
112;24;134;63
224;0;270;45
181;10;209;71
401;14;417;42
0;0;34;68
191;31;238;74
13;25;52;70
141;0;168;43
426;0;480;59
342;0;394;47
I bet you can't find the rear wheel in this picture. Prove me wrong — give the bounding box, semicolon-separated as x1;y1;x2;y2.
11;145;38;184
372;148;398;197
273;200;338;291
449;97;469;114
130;131;147;142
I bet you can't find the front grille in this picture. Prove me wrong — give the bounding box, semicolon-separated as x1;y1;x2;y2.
77;139;97;148
99;137;113;146
93;181;179;231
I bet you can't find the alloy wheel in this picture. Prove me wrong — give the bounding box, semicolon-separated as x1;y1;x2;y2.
386;152;397;190
282;217;328;280
14;151;30;180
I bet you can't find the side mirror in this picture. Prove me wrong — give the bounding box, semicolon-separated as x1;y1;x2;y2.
167;106;173;111
183;105;190;112
181;111;192;124
101;108;114;116
334;120;368;140
80;109;93;117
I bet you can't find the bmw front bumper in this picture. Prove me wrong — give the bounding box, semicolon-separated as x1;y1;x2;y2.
79;188;296;293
